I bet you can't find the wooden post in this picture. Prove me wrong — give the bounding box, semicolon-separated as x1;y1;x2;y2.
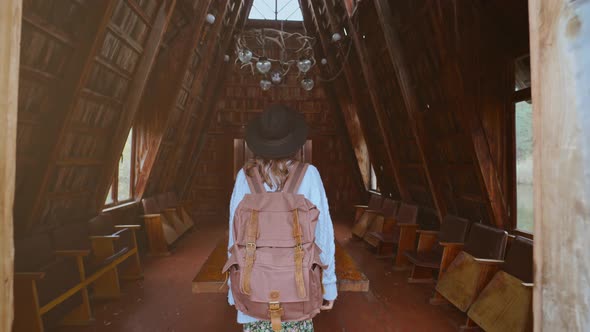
529;0;590;330
0;0;21;330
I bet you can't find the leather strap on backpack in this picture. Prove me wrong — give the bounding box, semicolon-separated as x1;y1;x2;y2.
244;166;265;194
283;162;308;193
241;210;259;295
292;209;306;298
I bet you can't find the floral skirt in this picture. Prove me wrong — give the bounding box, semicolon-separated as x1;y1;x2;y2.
243;319;313;332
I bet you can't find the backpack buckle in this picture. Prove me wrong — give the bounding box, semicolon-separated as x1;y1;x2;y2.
247;242;257;249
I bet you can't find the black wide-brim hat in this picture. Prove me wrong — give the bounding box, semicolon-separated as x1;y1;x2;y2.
245;104;308;159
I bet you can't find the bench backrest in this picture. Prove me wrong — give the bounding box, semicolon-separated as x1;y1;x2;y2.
503;236;534;283
463;223;508;259
367;193;383;211
396;203;418;224
88;214;115;236
380;198;399;218
142;197;162;214
439;215;471;243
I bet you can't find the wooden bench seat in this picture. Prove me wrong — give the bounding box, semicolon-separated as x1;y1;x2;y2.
352;192;383;223
403;216;471;283
192;238;369;293
467;236;534;332
141;196;189;256
434;223;508;329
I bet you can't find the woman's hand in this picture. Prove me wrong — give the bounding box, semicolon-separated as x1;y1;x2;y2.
320;300;334;310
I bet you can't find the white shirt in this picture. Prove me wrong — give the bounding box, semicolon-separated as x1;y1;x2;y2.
227;164;338;324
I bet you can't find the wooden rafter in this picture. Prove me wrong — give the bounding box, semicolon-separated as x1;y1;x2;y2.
317;0;411;201
178;0;251;198
156;0;231;193
372;0;447;222
134;0;214;199
94;0;177;209
299;0;370;191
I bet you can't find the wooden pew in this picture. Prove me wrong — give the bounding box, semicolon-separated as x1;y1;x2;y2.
165;191;196;227
352;192;383;225
156;192;193;233
351;195;388;238
363;203;418;268
140;197;183;256
467;236;534;332
14;220;144;332
51;220;141;300
361;198;399;249
88;214;143;281
13;233;91;332
403;215;471;283
192;238;370;293
434;223;508;329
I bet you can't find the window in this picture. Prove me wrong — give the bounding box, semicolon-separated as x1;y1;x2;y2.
369;164;379;191
248;0;303;21
514;55;533;233
104;128;136;207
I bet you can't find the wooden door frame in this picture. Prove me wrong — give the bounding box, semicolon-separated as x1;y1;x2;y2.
1;0;22;330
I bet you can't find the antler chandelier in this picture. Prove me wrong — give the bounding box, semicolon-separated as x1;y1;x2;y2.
233;28;317;91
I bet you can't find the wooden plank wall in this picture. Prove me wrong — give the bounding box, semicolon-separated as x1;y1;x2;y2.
13;0;175;237
303;0;527;230
1;0;22;329
185;21;363;222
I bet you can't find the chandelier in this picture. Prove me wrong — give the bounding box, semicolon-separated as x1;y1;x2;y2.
233;28;317;91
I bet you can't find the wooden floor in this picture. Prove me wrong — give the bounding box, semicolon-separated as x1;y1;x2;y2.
59;217;465;332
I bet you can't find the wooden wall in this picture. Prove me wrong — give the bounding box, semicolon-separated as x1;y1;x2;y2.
1;0;22;329
302;0;528;230
186;21;363;221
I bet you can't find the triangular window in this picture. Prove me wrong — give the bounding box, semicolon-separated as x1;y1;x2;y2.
248;0;303;21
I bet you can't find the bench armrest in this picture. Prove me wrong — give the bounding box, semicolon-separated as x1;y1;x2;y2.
141;214;161;218
522;282;534;288
473;258;505;266
55;249;91;257
15;272;46;280
89;235;120;240
114;224;141;230
353;204;368;208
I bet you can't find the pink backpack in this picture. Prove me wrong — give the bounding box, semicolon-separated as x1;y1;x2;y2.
223;162;326;331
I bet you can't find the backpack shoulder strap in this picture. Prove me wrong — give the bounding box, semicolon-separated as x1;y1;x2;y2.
283;162;309;194
243;166;265;194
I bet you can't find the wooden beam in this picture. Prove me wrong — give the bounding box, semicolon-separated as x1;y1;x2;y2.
0;0;21;329
178;0;251;198
23;0;119;232
372;0;447;222
156;0;231;193
300;0;370;190
319;1;411;201
94;0;177;208
529;0;590;330
134;0;213;199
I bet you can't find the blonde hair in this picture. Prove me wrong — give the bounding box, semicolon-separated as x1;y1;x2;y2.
244;156;295;192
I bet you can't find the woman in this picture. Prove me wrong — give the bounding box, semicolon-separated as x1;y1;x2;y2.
227;104;337;332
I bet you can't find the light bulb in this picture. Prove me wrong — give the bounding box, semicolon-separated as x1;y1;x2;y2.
260;79;272;91
332;32;342;42
301;78;314;91
256;57;272;74
206;13;215;24
238;49;252;63
297;58;312;73
224;54;230;62
321;58;328;65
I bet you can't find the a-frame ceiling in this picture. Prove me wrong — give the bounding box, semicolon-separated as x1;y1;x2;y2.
14;0;529;237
